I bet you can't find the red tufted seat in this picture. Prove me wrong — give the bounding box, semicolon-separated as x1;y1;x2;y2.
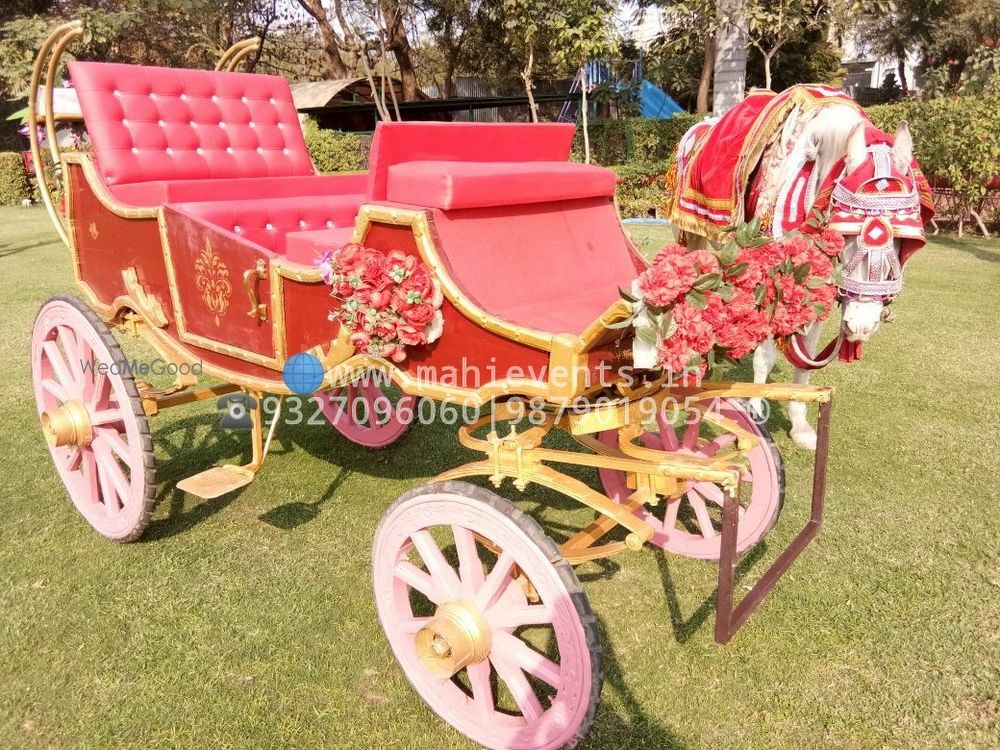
69;61;315;186
109;173;365;207
170;195;363;255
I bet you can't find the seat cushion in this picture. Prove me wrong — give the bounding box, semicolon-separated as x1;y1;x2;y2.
68;61;314;186
109;173;367;207
367;121;576;201
284;227;355;265
169;194;363;255
386;161;617;210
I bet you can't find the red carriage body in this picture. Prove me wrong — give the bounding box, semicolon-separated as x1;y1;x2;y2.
29;23;838;750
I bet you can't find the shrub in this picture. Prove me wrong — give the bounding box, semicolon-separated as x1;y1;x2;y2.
611;159;672;218
573;114;702;165
302;117;367;173
0;152;30;206
867;95;1000;206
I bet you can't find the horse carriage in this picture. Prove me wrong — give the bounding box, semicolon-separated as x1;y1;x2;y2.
26;21;853;750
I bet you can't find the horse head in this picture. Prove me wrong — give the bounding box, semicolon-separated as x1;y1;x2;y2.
827;121;929;342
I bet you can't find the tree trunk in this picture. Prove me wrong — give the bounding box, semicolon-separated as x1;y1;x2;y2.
763;49;773;90
444;58;456;99
522;46;538;123
581;65;590;164
295;0;351;78
380;0;419;101
897;56;909;94
696;33;715;114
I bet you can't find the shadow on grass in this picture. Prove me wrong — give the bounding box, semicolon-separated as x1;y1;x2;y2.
0;238;59;258
586;614;689;749
925;234;1000;264
655;545;767;644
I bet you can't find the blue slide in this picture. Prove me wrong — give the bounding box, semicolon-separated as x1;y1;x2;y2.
638;79;683;119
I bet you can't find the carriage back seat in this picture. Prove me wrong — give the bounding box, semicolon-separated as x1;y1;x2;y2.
68;61;364;257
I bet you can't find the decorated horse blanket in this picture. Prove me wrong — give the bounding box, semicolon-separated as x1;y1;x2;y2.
669;85;863;241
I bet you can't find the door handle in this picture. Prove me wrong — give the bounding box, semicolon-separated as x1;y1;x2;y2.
243;259;268;321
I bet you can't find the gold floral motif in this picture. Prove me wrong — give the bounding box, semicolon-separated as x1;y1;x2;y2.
194;239;231;326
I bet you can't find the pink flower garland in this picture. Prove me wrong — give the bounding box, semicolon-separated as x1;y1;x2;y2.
628;221;843;380
317;243;444;362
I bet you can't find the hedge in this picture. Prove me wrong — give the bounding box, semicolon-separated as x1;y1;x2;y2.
867;95;1000;205
572;114;702;166
0;152;30;206
611;160;672;219
302;117;367;173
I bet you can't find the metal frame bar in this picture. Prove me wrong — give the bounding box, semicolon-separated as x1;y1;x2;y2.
714;398;833;644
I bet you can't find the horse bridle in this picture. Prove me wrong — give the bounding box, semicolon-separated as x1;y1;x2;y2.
786;144;921;369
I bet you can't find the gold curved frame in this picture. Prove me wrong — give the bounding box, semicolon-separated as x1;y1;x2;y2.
215;38;261;72
28;20;84;249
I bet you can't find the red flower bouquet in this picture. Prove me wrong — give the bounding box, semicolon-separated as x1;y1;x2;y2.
317;243;444;362
623;217;841;380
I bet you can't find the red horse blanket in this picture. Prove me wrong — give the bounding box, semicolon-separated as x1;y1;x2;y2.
670;85;860;240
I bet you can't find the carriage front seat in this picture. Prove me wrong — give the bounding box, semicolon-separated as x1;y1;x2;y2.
366;122;646;337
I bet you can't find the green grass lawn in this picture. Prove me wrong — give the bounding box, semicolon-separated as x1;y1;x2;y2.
1;206;998;749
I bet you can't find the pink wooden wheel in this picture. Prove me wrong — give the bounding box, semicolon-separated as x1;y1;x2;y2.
372;481;601;750
319;372;415;449
31;296;155;542
598;399;784;560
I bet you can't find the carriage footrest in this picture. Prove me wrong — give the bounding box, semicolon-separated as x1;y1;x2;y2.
177;465;255;499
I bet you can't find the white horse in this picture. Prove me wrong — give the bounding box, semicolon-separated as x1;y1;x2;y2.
681;102;922;450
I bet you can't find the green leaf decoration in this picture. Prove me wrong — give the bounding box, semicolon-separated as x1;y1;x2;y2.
793;262;811;283
618;287;638;303
717;283;735;301
719;240;739;265
686;290;707;309
636;326;659;346
754;283;767;305
725;261;749;277
693;272;722;291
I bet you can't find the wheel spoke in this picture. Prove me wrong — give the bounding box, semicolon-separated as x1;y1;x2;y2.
466;660;494;719
656;413;680;450
90;408;125;427
687;489;716;539
96;427;132;463
81;450;99;502
41;377;68;403
662;496;681;531
474;551;517;611
485;604;553;630
42;341;75;392
398;616;432;634
394;560;447;605
453;526;485;596
701;433;737;456
681;419;701;450
493;631;561;689
56;325;85;384
86;368;109;408
410;530;463;601
94;441;131;506
693;482;726;507
490;652;544;722
94;447;122;516
56;446;82;473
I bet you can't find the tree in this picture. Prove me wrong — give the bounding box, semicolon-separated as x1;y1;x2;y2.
421;0;477;98
640;0;719;113
742;0;827;90
293;0;358;78
549;0;617;162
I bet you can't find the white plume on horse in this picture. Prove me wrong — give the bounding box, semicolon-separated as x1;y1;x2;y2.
673;89;926;451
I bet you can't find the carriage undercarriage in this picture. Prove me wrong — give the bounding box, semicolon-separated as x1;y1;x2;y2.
30;20;838;749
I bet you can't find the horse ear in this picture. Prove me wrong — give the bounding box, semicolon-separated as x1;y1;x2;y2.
845;122;867;172
892;120;913;171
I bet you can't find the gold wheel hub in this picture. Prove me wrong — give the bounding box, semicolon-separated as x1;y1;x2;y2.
415;601;492;679
41;400;93;448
